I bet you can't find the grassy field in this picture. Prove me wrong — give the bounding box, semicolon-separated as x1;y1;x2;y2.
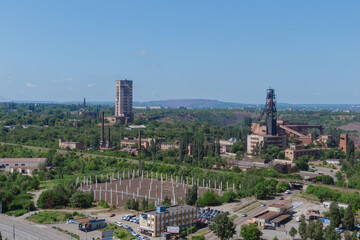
26;211;85;224
98;223;134;240
240;202;262;213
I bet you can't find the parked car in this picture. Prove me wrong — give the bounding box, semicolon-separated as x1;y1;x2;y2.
110;214;115;217
279;196;284;200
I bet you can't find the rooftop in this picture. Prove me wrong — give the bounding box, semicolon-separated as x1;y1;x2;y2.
143;205;195;215
0;158;47;163
270;214;291;223
253;211;279;220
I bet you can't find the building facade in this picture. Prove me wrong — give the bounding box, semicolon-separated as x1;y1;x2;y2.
339;133;348;154
0;158;48;175
247;134;286;154
59;139;84;150
284;144;320;161
139;205;197;237
115;80;134;122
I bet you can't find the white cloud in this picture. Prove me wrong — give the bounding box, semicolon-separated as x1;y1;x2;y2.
87;83;96;88
25;83;38;88
135;49;148;56
53;77;72;83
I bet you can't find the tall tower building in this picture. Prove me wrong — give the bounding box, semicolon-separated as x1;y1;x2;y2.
115;79;134;122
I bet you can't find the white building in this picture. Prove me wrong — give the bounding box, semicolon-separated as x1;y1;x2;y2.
0;158;48;175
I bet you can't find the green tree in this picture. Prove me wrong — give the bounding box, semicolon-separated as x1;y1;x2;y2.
325;226;340;240
141;197;149;211
295;155;310;171
298;215;307;240
273;237;279;240
254;182;268;200
313;220;324;240
69;191;92;208
289;226;297;240
346;140;355;166
162;196;171;207
240;223;262;240
211;214;236;240
37;190;55;209
307;220;315;240
149;139;157;163
329;202;341;228
185;185;198;206
344;204;355;230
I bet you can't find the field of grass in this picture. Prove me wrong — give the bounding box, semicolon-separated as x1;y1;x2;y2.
229;214;238;221
26;211;85;224
99;223;134;240
240;202;262;213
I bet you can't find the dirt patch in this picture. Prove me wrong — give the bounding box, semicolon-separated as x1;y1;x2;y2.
338;122;360;132
82;177;224;207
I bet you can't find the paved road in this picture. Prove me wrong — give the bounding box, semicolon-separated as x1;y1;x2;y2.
0;214;69;240
313;166;338;180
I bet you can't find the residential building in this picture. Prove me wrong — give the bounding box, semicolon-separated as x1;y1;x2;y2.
0;158;48;175
284;144;320;161
115;80;134;123
139;205;197;237
247;134;286;154
59;139;84;150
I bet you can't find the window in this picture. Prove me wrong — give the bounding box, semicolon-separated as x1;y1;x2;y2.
15;164;18;166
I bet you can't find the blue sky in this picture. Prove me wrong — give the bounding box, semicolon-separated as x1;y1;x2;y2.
0;1;359;104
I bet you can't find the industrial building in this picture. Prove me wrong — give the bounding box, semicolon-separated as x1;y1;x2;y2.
0;158;48;175
139;205;197;237
284;144;321;161
59;139;84;150
249;203;292;228
247;134;286;154
115;79;134;123
339;133;348;154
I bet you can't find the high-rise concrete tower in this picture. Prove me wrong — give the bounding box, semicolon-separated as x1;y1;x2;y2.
115;80;134;122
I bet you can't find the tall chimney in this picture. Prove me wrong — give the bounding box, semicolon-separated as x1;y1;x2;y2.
138;129;141;151
100;112;105;147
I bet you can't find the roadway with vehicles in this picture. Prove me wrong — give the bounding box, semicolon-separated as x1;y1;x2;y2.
0;214;68;240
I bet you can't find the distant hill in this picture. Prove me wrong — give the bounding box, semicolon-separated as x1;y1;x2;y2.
134;99;257;109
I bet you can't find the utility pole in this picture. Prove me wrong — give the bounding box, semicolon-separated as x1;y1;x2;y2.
13;224;15;240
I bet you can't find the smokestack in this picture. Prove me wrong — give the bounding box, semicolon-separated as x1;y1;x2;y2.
138;129;141;151
100;112;105;147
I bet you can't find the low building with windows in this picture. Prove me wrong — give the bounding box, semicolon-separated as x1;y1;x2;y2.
139;205;197;237
59;139;84;150
69;218;106;231
285;144;320;161
0;158;48;175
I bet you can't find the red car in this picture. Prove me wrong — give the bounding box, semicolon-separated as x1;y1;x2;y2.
110;214;115;217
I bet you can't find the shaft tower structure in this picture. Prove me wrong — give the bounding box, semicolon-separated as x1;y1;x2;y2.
263;88;277;135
